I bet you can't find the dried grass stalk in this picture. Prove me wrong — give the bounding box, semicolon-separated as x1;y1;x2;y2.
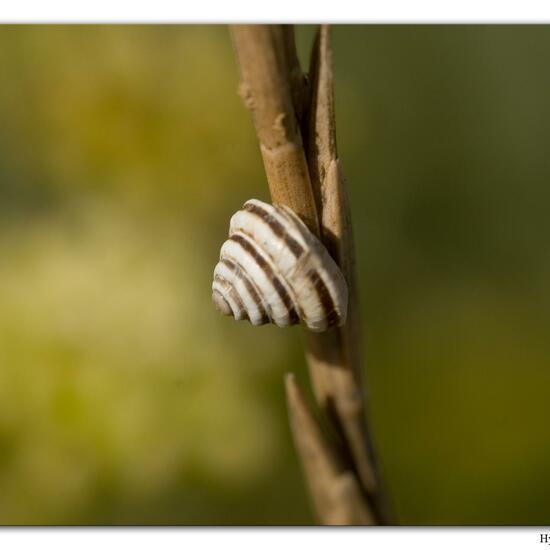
231;24;392;525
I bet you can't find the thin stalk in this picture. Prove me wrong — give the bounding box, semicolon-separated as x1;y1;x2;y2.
230;24;392;525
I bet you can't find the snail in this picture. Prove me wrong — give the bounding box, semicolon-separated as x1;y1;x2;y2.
212;199;348;332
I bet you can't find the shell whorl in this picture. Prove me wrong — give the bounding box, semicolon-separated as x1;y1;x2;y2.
212;199;348;332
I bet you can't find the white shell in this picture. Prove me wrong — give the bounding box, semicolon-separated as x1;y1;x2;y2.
212;199;348;332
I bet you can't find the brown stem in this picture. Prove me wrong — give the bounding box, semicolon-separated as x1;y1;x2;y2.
230;24;392;525
285;373;374;525
231;25;319;234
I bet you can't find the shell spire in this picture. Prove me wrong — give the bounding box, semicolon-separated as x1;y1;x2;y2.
212;199;348;332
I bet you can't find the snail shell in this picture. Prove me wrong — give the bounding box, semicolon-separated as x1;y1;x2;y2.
212;199;348;332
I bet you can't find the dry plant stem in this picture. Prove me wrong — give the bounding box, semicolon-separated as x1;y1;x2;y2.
285;374;374;525
280;26;308;126
231;24;389;525
231;25;319;234
303;27;391;523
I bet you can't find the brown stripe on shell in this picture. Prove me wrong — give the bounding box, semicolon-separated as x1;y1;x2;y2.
214;274;249;321
221;258;269;325
307;268;341;328
274;204;313;243
222;258;236;270
276;205;344;328
241;203;307;322
230;233;300;325
244;202;304;258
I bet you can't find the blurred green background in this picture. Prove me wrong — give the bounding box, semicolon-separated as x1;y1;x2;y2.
0;25;549;525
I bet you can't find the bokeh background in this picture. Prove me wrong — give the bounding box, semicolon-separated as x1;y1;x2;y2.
0;25;549;525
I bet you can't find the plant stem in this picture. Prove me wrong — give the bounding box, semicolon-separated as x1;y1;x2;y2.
231;24;392;525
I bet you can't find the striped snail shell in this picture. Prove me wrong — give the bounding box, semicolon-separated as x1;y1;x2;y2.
212;199;348;332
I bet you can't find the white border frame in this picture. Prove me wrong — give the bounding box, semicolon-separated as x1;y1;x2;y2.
1;527;549;550
1;0;550;23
